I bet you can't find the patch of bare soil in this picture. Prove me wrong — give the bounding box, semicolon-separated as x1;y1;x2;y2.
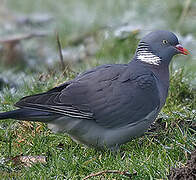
169;150;196;180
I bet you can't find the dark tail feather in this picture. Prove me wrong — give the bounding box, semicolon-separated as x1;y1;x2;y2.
0;108;56;122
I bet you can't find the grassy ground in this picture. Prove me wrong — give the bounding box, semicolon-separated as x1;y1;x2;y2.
0;0;196;179
0;63;195;180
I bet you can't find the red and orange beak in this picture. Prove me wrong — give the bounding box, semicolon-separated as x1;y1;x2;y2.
175;44;189;55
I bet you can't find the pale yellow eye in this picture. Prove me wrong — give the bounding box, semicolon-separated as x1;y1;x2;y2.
162;40;168;44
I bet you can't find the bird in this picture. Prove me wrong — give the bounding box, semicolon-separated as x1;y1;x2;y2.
0;30;189;150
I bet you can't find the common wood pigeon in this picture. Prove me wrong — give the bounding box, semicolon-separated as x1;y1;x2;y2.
0;30;189;149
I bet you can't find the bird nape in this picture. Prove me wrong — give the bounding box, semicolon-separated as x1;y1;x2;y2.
0;30;189;150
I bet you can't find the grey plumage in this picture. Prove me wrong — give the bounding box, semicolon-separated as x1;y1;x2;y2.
0;30;189;149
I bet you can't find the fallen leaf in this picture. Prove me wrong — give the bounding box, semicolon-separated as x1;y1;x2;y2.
12;155;46;167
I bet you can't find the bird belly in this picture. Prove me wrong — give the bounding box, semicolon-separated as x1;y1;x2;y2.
47;117;107;148
47;108;159;149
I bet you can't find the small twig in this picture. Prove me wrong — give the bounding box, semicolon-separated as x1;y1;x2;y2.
56;32;66;72
82;170;136;180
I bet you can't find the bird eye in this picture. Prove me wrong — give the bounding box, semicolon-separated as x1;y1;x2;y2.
162;40;168;44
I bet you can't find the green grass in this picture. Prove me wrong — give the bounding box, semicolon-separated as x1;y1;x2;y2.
0;67;195;180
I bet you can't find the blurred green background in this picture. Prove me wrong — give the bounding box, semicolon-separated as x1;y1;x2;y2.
0;0;195;85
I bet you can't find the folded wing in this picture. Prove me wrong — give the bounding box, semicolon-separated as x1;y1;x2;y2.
15;64;160;128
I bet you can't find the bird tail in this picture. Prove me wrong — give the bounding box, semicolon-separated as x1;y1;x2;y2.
0;108;55;122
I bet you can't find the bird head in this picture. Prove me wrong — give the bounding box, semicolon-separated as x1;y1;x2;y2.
136;30;189;66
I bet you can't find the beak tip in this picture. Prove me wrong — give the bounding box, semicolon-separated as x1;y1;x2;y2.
175;44;189;55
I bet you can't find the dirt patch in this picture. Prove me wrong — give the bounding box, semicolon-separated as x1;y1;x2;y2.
169;150;196;180
147;117;167;133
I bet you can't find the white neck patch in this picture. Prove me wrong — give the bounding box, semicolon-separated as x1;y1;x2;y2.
136;42;161;66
